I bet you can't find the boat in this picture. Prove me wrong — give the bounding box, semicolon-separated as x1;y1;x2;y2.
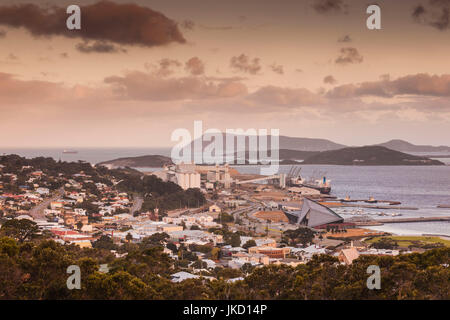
63;150;78;154
286;166;332;194
366;197;378;204
302;176;332;195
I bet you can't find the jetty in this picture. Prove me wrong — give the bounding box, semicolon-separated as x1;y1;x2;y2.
353;216;450;226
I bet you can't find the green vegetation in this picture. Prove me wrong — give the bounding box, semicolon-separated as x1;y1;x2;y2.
366;236;450;249
281;227;316;247
0;235;448;299
301;146;444;165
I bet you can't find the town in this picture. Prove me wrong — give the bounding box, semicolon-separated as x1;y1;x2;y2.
1;153;448;298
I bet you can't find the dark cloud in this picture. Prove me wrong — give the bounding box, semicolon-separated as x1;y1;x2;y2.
104;72;247;101
0;1;185;47
327;73;450;98
269;63;284;75
76;41;126;54
185;57;205;76
230;54;261;75
413;1;450;30
335;47;363;65
323;75;337;84
338;35;352;43
414;1;449;29
312;0;348;14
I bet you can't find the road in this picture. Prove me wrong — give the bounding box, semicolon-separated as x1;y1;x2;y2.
130;195;144;215
29;187;64;220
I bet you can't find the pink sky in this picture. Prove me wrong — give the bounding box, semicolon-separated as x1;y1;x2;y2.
0;0;450;147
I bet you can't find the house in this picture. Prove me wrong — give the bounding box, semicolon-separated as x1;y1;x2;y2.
170;271;215;283
339;247;360;265
248;246;291;259
209;204;222;213
271;258;303;267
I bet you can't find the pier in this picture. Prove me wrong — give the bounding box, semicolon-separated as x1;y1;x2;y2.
353;216;450;226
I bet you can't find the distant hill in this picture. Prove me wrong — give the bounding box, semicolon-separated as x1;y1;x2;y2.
97;155;173;168
301;146;445;166
231;149;318;162
188;134;346;152
279;149;319;160
376;139;450;153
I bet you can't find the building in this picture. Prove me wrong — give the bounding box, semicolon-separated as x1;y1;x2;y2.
176;171;201;190
209;204;222;213
248;246;291;259
283;198;343;228
338;247;360;265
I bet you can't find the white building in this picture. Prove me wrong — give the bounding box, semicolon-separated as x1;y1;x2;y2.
176;171;201;190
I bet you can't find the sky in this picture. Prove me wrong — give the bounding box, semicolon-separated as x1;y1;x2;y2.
0;0;450;148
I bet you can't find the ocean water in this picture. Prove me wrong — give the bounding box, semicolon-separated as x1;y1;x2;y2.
1;148;449;236
235;165;450;236
0;147;172;165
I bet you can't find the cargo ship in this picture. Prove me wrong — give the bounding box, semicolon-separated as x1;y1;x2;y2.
288;169;331;194
301;176;331;195
63;150;78;154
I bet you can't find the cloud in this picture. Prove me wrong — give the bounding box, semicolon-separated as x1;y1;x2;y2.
0;72;102;105
324;75;337;84
200;24;233;30
249;86;324;107
60;52;69;58
335;47;363;65
312;0;348;14
0;29;6;38
185;57;205;76
327;73;450;98
338;34;352;42
269;63;284;75
145;58;182;77
0;1;185;47
104;72;248;101
180;19;195;30
76;41;126;54
7;53;18;60
413;1;450;30
230;54;261;75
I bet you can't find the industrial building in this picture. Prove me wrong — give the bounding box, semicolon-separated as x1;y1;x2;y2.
283;198;344;228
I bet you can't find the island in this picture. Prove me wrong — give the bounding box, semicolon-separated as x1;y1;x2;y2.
97;155;173;168
301;146;445;166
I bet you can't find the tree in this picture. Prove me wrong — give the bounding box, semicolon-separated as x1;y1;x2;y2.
229;233;241;247
371;237;398;250
242;240;256;250
125;233;133;243
0;219;39;243
192;260;207;269
282;227;316;247
92;235;117;250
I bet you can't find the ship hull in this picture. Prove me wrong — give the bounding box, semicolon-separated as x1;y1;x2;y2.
290;182;331;194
